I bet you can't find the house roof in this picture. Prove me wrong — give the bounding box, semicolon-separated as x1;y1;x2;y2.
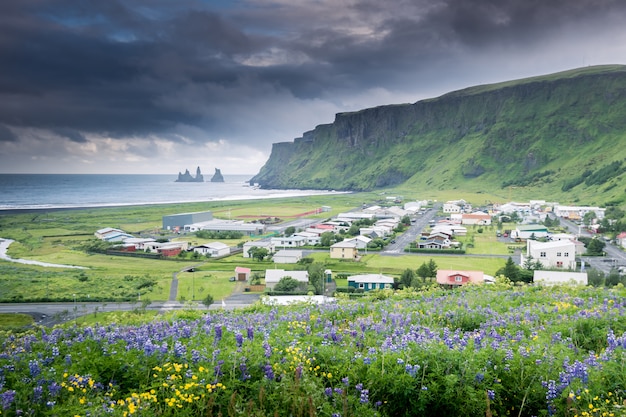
244;240;273;247
273;249;303;258
331;240;359;248
265;269;309;283
528;240;575;250
348;274;394;284
515;224;548;231
462;213;491;219
235;266;251;274
436;270;484;285
203;242;229;249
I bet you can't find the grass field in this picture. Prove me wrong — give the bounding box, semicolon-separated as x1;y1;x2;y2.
0;192;520;303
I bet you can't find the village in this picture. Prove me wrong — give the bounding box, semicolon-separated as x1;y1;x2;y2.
93;196;626;303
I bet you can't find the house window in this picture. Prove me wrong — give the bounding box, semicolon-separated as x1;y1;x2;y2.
455;276;462;282
359;283;364;289
564;252;569;257
556;252;561;257
540;252;546;257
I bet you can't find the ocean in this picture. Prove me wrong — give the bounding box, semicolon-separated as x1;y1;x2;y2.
0;174;339;211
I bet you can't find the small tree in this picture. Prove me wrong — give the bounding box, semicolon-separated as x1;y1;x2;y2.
498;256;520;282
427;259;438;278
249;247;269;261
416;262;431;283
400;268;415;288
320;232;335;247
284;226;296;237
586;238;606;256
202;294;214;307
307;262;325;295
274;276;301;292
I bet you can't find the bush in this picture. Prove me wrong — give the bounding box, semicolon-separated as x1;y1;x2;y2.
202;293;214;307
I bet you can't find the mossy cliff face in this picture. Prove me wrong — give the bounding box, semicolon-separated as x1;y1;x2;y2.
250;65;626;204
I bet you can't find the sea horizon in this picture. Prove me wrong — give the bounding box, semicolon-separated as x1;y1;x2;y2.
0;173;347;212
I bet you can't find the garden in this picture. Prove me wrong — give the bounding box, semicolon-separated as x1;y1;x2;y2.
1;283;625;416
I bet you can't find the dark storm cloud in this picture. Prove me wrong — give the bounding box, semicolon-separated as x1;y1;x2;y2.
0;0;625;155
52;128;86;143
0;125;17;142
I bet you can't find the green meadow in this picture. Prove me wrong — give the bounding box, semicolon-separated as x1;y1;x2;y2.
0;192;516;304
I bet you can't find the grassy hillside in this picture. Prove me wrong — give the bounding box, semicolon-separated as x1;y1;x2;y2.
251;65;626;207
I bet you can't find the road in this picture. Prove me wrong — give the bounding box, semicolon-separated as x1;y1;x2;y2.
555;216;626;274
382;207;438;255
0;293;262;327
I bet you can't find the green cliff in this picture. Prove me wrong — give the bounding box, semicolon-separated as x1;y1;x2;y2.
251;65;626;205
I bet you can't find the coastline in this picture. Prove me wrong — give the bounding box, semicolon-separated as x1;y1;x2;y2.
0;190;352;215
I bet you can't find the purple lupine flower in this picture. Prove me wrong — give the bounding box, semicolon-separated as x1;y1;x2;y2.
143;339;156;356
28;360;41;378
334;388;343;395
263;364;274;380
214;326;223;343
33;385;43;403
475;372;485;383
487;390;495;401
342;377;349;386
263;341;272;358
240;361;250;381
214;360;224;377
359;388;369;404
173;341;186;357
48;382;61;397
191;349;201;363
65;354;72;366
235;332;244;347
324;387;333;397
247;326;254;341
2;390;16;410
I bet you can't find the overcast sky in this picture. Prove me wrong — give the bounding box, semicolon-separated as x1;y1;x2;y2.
1;0;625;175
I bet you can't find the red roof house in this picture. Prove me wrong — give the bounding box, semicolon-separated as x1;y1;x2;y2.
436;270;485;286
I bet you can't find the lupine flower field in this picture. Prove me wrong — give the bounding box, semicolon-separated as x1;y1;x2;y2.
1;284;626;416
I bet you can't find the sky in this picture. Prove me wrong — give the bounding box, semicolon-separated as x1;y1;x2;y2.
1;0;626;175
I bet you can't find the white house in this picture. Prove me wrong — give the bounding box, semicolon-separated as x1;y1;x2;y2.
533;270;588;286
265;269;309;290
432;224;467;236
242;240;275;258
270;236;306;248
523;240;576;269
122;237;156;250
272;249;303;264
348;274;394;291
554;205;605;221
294;231;321;245
404;201;422;212
144;241;189;253
95;227;124;239
549;233;575;241
511;225;549;240
360;226;391;238
193;242;230;257
442;203;462;214
461;212;492;226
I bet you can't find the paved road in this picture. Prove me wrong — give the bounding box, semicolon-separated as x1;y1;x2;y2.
555;217;626;274
382;207;439;255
